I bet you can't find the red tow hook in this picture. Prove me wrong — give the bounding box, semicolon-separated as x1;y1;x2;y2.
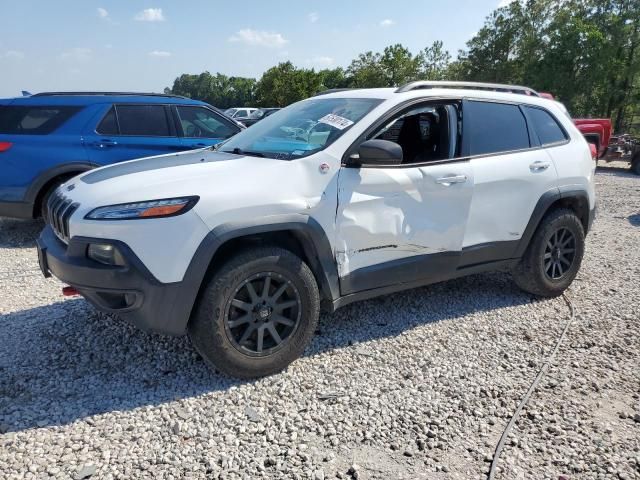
62;286;80;297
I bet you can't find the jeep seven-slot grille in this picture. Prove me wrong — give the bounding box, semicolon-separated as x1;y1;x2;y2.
45;189;79;243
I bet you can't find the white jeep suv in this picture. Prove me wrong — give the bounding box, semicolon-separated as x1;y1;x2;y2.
37;81;596;378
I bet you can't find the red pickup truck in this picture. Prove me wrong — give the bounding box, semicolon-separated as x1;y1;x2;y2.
538;92;612;160
574;119;612;160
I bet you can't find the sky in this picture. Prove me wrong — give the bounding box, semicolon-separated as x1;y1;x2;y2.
1;0;508;97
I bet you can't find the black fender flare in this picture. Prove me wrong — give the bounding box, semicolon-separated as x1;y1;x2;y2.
180;214;340;320
514;187;591;258
25;162;96;211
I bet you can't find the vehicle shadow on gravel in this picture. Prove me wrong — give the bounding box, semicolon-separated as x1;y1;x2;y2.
0;218;43;248
0;272;534;432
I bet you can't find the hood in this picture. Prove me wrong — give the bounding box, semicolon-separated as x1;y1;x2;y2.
68;148;291;212
81;148;239;184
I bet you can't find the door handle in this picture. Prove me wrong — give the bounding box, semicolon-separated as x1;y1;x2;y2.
530;160;551;172
436;174;467;186
91;139;118;148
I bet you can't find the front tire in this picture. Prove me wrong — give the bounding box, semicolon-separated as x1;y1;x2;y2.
512;208;585;297
189;247;320;378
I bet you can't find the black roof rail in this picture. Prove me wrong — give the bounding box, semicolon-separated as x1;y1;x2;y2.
395;81;540;97
31;91;190;99
313;88;359;97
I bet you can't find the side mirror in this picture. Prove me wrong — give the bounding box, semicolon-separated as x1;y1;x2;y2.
348;139;403;167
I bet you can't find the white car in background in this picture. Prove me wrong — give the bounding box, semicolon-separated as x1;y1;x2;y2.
37;81;596;378
224;107;258;121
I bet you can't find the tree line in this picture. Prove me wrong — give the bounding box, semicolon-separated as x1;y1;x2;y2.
166;0;640;132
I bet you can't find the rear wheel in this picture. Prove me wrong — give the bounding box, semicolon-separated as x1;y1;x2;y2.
189;247;320;378
512;208;585;297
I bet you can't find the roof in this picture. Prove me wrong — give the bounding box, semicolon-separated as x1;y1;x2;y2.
312;81;556;109
2;92;208;106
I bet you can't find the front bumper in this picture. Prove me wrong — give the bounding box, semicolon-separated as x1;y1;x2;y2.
37;225;193;335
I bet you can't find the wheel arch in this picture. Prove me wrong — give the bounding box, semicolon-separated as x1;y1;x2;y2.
515;189;591;258
26;162;96;217
182;215;339;323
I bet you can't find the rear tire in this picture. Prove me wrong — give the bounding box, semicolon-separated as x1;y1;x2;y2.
188;247;320;378
512;208;585;297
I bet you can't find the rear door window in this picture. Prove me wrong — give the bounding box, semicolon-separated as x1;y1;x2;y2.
524;106;568;145
115;105;172;136
96;106;119;135
465;101;530;156
0;106;82;134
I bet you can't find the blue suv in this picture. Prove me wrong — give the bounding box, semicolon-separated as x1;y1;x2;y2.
0;92;243;219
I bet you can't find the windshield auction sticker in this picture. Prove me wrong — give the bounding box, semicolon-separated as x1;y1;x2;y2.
318;114;354;130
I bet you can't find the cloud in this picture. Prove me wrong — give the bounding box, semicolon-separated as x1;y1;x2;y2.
60;47;92;61
134;8;165;22
379;19;396;27
497;0;515;6
306;56;335;68
97;7;109;19
308;12;319;23
228;29;287;48
3;50;24;59
149;50;171;57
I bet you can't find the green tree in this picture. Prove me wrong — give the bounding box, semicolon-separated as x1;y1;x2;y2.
419;41;452;80
254;62;323;107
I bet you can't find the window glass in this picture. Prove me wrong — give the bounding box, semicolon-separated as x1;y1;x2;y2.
370;103;459;164
177;106;237;138
218;97;382;160
524;106;567;145
96;107;118;135
0;106;81;135
116;105;171;136
466;101;530;155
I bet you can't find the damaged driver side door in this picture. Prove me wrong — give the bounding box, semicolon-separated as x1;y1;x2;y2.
335;100;474;295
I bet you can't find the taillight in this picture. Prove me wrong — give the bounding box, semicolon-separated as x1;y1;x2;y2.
0;142;12;152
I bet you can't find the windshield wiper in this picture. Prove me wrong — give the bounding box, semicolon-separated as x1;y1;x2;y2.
222;147;265;158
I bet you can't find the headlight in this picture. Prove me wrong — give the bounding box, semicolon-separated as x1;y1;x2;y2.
87;243;126;266
85;196;198;220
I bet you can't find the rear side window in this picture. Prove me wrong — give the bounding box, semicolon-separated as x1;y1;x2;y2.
96;107;118;135
0;106;81;135
465;101;530;156
115;105;171;136
524;106;567;145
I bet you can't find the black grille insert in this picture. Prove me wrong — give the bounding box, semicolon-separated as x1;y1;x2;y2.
45;189;79;243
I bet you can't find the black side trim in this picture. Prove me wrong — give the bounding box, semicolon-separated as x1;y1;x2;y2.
339;251;460;295
332;258;517;312
458;241;519;268
0;201;33;219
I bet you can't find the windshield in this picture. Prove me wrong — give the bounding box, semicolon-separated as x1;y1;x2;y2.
218;97;382;159
224;108;237;117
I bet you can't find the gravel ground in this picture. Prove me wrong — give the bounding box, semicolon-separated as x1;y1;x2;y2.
0;161;638;480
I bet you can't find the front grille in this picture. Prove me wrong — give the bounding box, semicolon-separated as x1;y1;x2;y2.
45;189;79;243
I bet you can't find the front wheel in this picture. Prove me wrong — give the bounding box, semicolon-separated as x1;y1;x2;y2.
189;247;320;378
512;208;585;297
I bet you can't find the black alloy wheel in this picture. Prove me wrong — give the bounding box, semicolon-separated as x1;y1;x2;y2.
543;227;576;280
224;272;302;356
